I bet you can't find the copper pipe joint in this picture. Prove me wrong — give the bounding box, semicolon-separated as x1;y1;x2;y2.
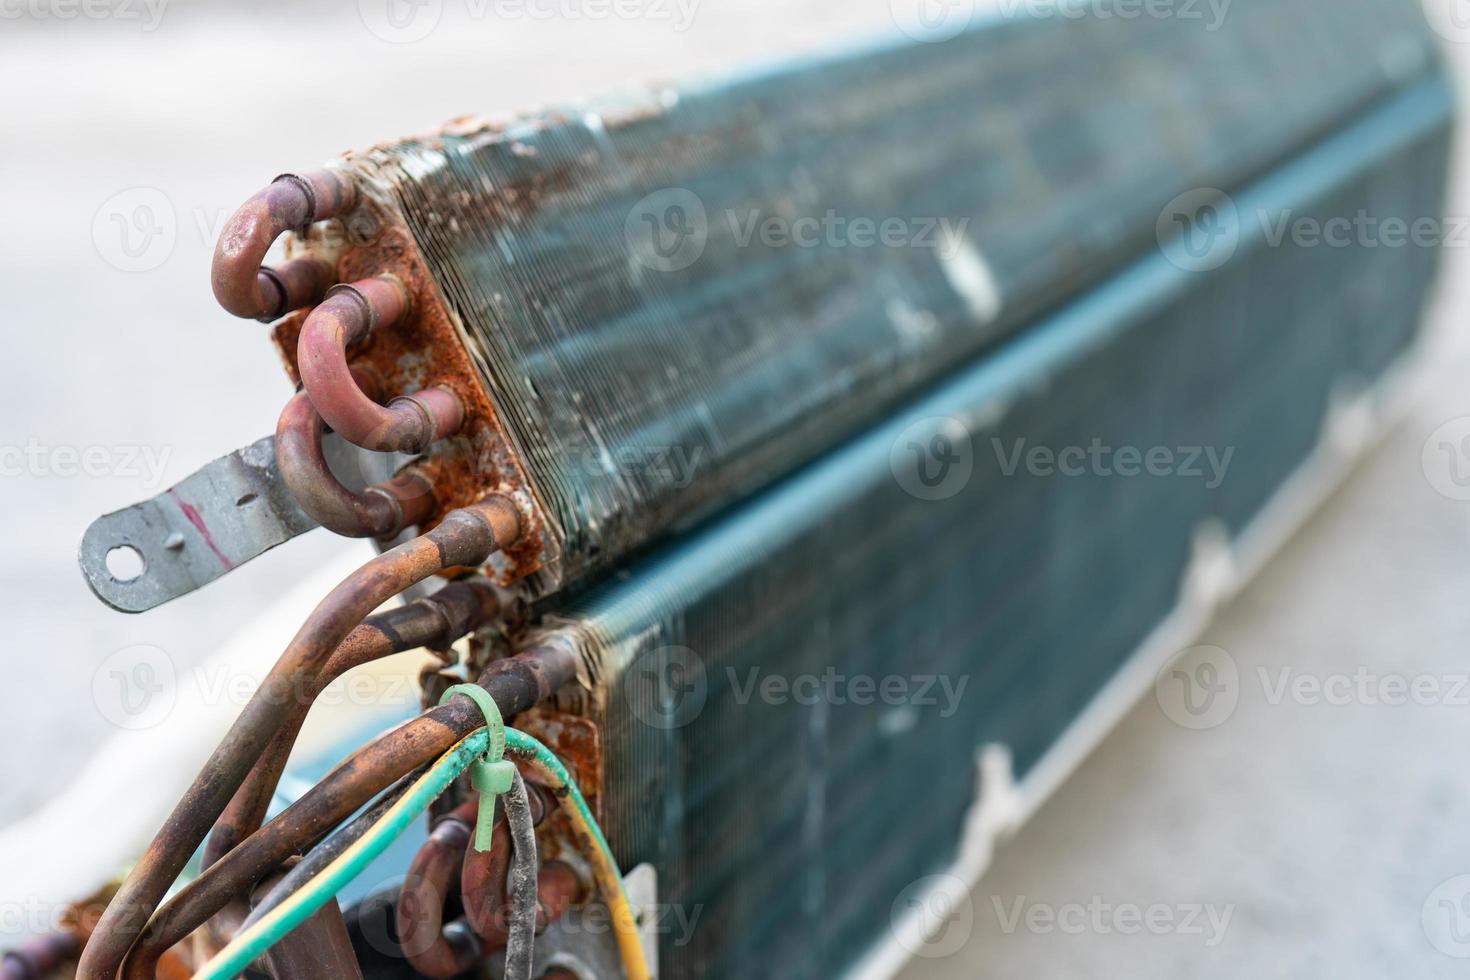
276;385;437;538
298;276;466;454
104;632;567;980
398;805;483;979
461;786;570;946
213;170;356;321
80;498;521;980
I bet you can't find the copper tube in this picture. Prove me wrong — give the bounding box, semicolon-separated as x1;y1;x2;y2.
250;872;363;980
397;804;482;978
201;580;500;943
78;498;521;980
276;386;437;538
297;277;465;454
1;933;78;980
115;640;579;980
212;171;356;321
461;786;569;948
533;863;584;934
461;813;515;945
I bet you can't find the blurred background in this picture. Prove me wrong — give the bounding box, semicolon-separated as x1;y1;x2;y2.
1;1;1469;976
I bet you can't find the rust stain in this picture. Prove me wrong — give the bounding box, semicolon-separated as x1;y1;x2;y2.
272;186;553;587
513;706;604;867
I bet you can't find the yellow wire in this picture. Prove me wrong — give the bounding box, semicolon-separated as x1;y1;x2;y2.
512;748;651;980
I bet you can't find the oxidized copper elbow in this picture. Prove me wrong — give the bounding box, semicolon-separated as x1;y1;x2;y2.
398;804;483;979
276;385;436;538
297;276;465;454
212;171;356;321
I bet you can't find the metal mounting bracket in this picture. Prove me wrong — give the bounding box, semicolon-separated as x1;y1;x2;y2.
78;436;318;613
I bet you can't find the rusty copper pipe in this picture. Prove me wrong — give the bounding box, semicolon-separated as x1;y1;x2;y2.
406;789;571;974
460;785;568;949
297;277;465;454
2;933;79;980
250;872;363;980
533;863;584;933
116;640;579;980
79;498;521;980
276;386;438;538
397;803;481;978
213;171;356;321
201;580;501;943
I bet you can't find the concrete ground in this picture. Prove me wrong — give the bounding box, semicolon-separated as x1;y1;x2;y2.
2;1;1469;977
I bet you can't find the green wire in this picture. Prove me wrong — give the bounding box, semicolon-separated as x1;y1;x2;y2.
191;727;644;980
192;731;487;980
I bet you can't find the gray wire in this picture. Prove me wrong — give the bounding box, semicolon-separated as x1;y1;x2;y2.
238;766;425;932
502;770;539;980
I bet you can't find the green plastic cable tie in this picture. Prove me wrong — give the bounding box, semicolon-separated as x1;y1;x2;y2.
439;683;517;852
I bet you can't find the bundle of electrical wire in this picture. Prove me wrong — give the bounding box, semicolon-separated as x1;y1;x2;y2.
191;727;649;980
